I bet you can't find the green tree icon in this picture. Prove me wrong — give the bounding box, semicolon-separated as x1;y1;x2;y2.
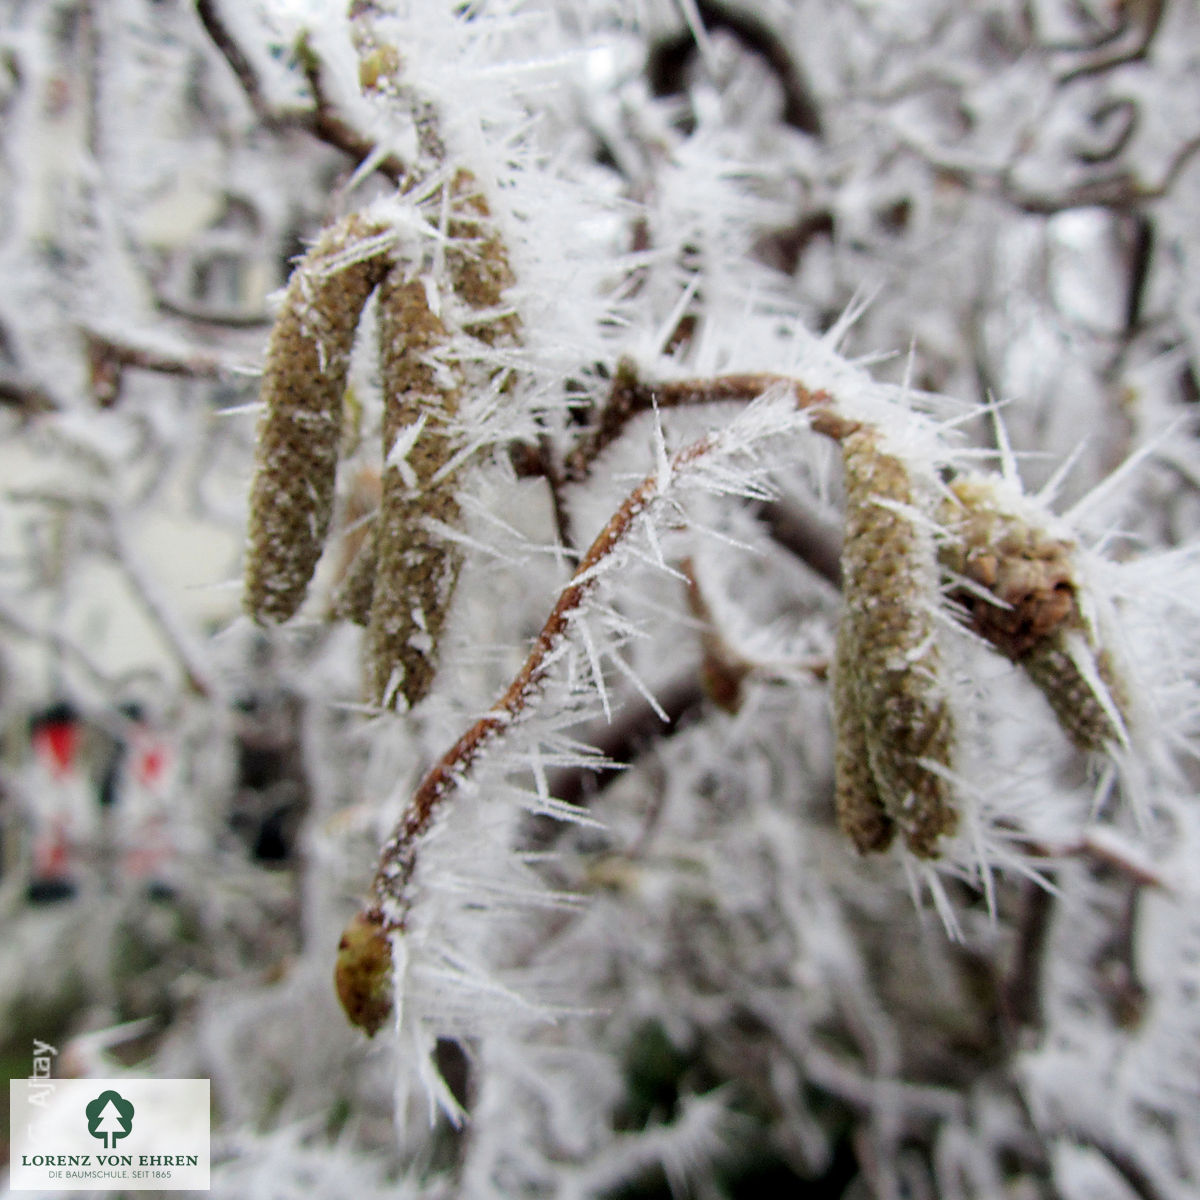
85;1090;135;1149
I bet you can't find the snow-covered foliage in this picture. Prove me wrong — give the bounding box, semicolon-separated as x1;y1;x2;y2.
3;2;1200;1198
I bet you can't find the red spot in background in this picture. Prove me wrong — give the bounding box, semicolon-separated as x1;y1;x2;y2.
135;742;169;788
34;722;80;778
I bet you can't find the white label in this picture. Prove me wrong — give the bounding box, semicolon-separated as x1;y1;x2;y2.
9;1079;209;1190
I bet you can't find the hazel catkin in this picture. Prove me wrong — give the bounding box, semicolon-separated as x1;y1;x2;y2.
939;475;1129;752
365;271;463;709
835;429;958;858
245;215;393;623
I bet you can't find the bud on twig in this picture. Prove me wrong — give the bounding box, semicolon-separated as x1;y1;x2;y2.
334;907;394;1037
245;215;393;622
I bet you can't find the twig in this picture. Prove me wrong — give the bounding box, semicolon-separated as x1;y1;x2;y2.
804;1042;966;1125
0;599;120;692
105;516;215;697
1001;879;1054;1034
1057;0;1166;86
1093;884;1148;1029
195;0;407;184
85;330;238;406
7;490;215;696
1061;1128;1169;1200
0;377;57;414
370;378;840;926
898;126;1200;215
293;35;407;185
564;362;834;481
1018;832;1167;890
647;0;823;136
195;0;276;126
371;434;723;924
757;498;843;587
154;293;272;328
681;556;752;713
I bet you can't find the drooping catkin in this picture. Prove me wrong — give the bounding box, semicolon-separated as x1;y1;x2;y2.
832;619;897;854
447;169;521;347
1023;640;1128;751
331;522;378;627
245;215;392;623
365;270;463;709
836;429;958;857
364;172;523;710
940;475;1129;751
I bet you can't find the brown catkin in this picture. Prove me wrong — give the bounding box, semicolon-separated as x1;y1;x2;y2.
366;271;463;709
832;619;897;854
1022;639;1127;752
837;429;958;857
447;170;520;346
939;475;1129;752
331;523;378;627
364;173;522;709
245;215;392;623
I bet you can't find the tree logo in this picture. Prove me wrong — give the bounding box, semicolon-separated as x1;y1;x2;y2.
85;1090;135;1149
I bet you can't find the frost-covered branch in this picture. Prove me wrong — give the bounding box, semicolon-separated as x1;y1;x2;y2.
370;384;835;921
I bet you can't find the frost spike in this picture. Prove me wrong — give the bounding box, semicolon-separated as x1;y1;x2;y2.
244;215;393;623
837;428;958;857
366;271;463;709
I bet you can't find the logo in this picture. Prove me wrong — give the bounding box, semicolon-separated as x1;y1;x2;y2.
85;1089;135;1149
9;1078;209;1190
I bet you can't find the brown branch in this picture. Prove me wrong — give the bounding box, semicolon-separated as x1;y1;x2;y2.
1094;884;1147;1029
370;432;723;925
0;376;57;414
1004;131;1200;214
154;293;272;328
564;361;835;481
904;129;1200;216
85;330;237;407
293;34;407;185
647;0;822;137
369;375;840;926
1061;1129;1168;1200
1001;879;1054;1034
1073;97;1138;166
1057;0;1166;86
511;436;577;553
195;0;276;126
757;498;843;587
1018;832;1167;889
195;1;407;184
